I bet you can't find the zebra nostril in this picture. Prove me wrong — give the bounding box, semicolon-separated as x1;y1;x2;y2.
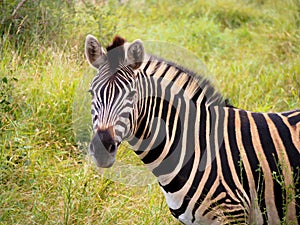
108;143;118;153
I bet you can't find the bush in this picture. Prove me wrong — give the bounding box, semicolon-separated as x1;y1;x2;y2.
1;0;75;53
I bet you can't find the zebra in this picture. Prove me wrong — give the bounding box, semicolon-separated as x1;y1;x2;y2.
84;34;300;225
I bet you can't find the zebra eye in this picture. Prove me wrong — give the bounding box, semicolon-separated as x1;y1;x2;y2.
127;91;136;100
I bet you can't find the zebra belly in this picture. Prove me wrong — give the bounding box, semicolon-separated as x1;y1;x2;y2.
161;184;247;225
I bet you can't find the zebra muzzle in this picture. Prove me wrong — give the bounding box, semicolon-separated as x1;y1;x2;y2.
89;128;119;168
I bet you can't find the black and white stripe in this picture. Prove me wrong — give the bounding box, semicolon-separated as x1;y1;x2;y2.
85;35;300;224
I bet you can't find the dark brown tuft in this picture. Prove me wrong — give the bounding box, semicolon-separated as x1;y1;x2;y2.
105;36;126;70
106;36;126;51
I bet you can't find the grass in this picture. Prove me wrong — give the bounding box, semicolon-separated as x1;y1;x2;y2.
1;0;299;224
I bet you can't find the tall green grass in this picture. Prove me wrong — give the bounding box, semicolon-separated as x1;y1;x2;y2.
1;0;299;224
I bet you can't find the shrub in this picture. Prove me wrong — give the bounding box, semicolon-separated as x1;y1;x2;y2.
1;0;75;54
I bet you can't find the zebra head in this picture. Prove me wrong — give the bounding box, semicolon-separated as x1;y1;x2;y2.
85;35;145;168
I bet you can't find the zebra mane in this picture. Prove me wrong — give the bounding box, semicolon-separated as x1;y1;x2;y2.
106;36;126;52
105;36;233;107
148;54;233;107
105;36;126;70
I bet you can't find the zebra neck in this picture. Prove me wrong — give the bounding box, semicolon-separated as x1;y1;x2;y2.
127;55;229;178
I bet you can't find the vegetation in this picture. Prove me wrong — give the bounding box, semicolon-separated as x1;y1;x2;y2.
0;0;299;224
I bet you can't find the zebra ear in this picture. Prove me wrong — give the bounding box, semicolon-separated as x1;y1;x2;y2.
126;39;144;69
85;34;107;69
